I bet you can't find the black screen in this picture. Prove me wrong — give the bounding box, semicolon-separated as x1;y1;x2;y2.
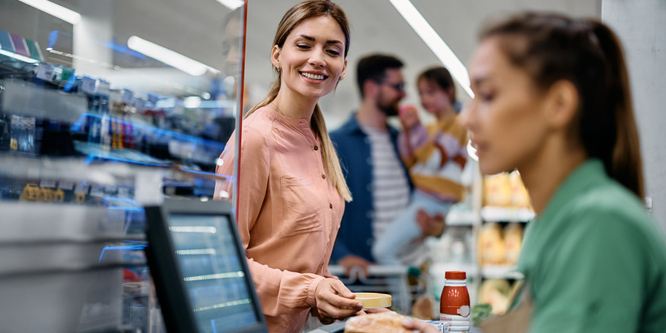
165;214;260;333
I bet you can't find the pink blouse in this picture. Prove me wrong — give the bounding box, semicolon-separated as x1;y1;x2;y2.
215;106;345;333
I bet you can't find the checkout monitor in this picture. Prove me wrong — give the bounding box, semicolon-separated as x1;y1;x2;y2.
145;199;268;333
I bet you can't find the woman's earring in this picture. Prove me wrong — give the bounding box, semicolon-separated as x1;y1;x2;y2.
276;66;281;72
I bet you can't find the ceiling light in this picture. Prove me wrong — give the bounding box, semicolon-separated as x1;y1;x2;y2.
389;0;474;98
127;36;209;76
216;0;244;10
18;0;81;25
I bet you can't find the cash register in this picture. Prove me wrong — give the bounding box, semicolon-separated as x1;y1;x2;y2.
145;199;268;333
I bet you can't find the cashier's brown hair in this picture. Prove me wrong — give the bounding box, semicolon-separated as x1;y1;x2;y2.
480;12;644;198
245;0;352;201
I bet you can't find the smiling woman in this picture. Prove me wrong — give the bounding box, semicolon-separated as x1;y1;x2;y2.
269;14;348;110
213;1;364;333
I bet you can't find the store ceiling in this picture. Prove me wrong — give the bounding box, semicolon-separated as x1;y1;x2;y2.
244;0;601;127
2;0;600;124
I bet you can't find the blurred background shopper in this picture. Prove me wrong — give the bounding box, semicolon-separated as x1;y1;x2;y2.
330;54;413;276
373;66;467;267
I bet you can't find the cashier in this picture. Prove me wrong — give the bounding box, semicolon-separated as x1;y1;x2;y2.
214;1;364;332
433;11;666;333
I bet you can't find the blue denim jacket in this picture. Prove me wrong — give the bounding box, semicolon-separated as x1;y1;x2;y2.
330;113;412;263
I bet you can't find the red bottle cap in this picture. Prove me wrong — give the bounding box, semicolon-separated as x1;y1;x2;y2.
445;271;466;280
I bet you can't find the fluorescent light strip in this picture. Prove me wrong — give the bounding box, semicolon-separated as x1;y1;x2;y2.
217;0;244;10
18;0;81;25
127;36;212;76
0;49;39;63
389;0;474;98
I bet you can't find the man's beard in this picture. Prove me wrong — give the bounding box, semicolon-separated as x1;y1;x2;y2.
377;98;399;117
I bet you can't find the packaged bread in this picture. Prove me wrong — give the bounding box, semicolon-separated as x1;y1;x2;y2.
477;222;506;266
483;173;512;207
478;279;511;315
504;223;524;266
509;171;531;209
344;313;413;333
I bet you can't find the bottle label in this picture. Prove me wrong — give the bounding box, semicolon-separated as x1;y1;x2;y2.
457;305;470;317
440;313;470;332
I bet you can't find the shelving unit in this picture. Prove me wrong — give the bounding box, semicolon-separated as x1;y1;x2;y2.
472;170;534;315
0;2;246;330
422;161;534;317
480;206;534;223
445;210;477;227
480;265;524;280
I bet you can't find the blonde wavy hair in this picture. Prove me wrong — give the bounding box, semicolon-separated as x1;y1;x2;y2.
243;0;352;201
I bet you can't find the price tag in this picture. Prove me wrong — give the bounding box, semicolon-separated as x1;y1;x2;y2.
122;89;134;104
81;76;97;94
155;98;176;109
117;187;130;199
89;184;105;197
39;179;57;188
36;63;54;81
98;80;111;96
74;183;90;194
104;185;117;195
133;98;145;110
147;93;159;105
58;181;74;190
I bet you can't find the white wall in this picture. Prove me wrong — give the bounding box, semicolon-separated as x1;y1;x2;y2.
602;0;666;231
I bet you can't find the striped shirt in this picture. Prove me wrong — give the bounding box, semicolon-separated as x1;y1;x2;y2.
361;125;410;241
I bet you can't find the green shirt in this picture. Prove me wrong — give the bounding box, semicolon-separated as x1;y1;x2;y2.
516;159;666;333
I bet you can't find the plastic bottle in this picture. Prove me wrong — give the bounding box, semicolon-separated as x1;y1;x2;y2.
440;271;470;333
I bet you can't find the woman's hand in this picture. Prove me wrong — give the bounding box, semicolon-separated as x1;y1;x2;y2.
416;210;445;238
401;318;440;333
314;278;363;321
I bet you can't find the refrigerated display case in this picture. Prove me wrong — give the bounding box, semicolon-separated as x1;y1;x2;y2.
0;0;246;331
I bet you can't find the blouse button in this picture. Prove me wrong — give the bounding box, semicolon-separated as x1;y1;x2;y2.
321;174;326;179
314;146;319;151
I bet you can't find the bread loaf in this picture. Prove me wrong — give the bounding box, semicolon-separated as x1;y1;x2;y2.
344;313;413;333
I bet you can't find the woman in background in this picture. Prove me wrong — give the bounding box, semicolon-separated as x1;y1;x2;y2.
373;66;467;267
406;11;666;333
215;1;363;332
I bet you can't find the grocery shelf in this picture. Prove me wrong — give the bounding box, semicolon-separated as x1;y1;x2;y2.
480;265;524;280
327;264;409;277
480;206;535;223
445;210;477;226
430;262;479;278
